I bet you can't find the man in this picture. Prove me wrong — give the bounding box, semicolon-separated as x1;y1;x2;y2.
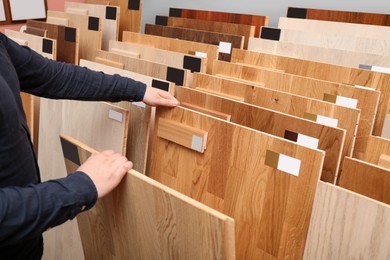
0;32;179;259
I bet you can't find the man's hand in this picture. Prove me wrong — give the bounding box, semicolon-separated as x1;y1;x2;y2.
142;87;180;107
77;150;133;198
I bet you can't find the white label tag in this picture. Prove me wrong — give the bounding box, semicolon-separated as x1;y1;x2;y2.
316;115;338;128
335;96;358;109
218;42;232;54
108;109;123;122
371;66;390;74
355;85;372;90
278;154;301;177
132;101;146;108
191;135;203;152
297;134;319;149
195;51;207;58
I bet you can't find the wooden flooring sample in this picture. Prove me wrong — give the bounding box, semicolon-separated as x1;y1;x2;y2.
95;49;189;87
26;20;79;64
169;7;268;37
144;24;244;61
47;10;102;62
109;40;207;73
64;2;120;50
230;49;390;140
303;181;390;259
339;157;390;204
362;136;390;164
110;0;142;37
150;106;324;259
287;7;390;26
176;87;345;184
212;59;379;159
157;15;255;49
122;31;218;73
60;134;235;260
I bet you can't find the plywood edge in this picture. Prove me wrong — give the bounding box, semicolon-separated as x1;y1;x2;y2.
181;102;232;121
95;56;124;69
194;87;245;102
214;73;266;88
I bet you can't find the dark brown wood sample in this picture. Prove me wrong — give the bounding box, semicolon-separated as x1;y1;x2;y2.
144;24;244;61
169;7;269;37
287;7;390;26
26;20;78;64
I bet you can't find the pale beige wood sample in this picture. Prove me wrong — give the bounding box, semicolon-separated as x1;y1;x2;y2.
163;16;255;49
122;31;218;73
279;17;390;41
61;134;235;260
65;2;120;50
378;154;390;170
46;16;69;26
95;56;124;69
150;106;325;259
176;87;345;184
230;49;390;138
339;157;390;204
362;135;390;164
212;59;380;158
109;40;207;73
85;0;110;5
303;181;390;259
47;10;102;62
95;49;189;87
248;37;390;68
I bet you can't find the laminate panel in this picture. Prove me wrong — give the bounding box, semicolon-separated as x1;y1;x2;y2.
169;7;268;37
109;40;207;73
26;20;79;64
279;17;390;41
110;0;142;37
303;182;390;259
362;136;390;164
176;87;345;184
144;24;244;61
64;2;120;50
160;16;255;49
192;73;359;183
287;7;390;26
122;31;218;73
150;106;325;259
212;59;380;159
230;49;390;138
339;157;390;204
95;49;189;87
85;0;110;5
47;10;102;62
61;135;235;260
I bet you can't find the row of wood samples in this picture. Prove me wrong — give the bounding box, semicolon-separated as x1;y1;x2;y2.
155;15;255;49
168;7;269;38
85;0;142;37
211;59;380;160
4;29;57;157
287;6;390;26
144;24;244;62
64;1;120;51
46;10;102;62
25;19;79;64
60;133;235;260
108;40;207;74
94;49;190;87
122;31;218;73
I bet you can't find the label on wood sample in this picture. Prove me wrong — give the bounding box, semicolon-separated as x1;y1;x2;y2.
218;42;232;54
303;112;338;128
287;7;308;19
132;101;146;108
265;150;301;176
359;64;390;74
284;130;319;149
105;6;117;21
108;109;123;122
195;51;207;58
323;93;358;109
42;38;53;54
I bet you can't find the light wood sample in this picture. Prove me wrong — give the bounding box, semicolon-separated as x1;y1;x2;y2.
61;134;235;260
64;2;120;51
122;31;218;73
110;0;142;37
150;106;325;259
47;10;102;62
363;135;390;164
176;87;345;184
339;157;390;204
303;182;390;259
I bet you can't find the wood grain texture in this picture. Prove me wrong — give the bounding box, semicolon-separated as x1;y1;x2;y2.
339;157;390;204
303;181;390;259
378;154;390;169
230;49;390;140
192;73;359;183
64;2;120;50
213;59;379;159
176;87;345;184
150;106;324;259
110;0;142;37
362;136;390;164
288;7;390;26
122;31;218;73
162;16;255;49
109;40;207;73
47;10;102;62
61;134;235;260
169;7;269;37
26;20;79;64
144;24;244;61
95;49;189;87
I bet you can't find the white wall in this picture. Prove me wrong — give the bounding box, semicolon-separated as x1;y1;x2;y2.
141;0;390;30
